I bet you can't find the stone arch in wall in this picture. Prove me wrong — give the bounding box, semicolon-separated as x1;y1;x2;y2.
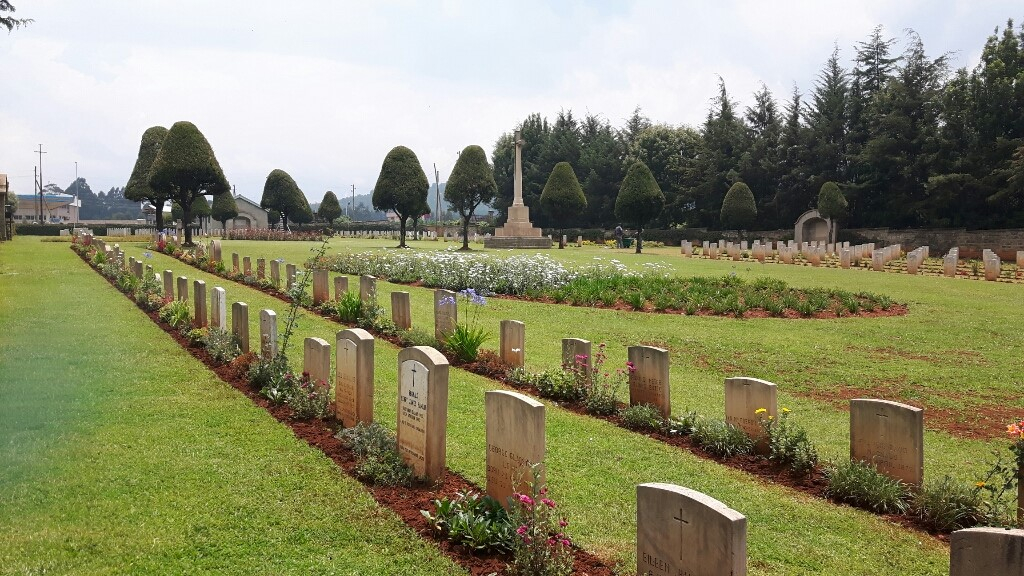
794;209;832;245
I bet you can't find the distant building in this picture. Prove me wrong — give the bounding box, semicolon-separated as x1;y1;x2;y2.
15;192;80;224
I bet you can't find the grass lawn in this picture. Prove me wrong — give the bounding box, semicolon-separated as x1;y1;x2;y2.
111;236;977;575
0;238;465;576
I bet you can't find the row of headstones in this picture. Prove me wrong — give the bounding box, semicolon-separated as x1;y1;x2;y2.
141;257;1021;574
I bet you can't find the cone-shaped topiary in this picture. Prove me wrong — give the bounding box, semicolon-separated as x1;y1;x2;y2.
260;169;309;230
614;161;664;253
817;181;847;243
720;181;757;232
125;126;171;231
540;162;586;248
212;190;238;230
149;121;229;246
372;145;429;248
318;190;342;224
445;144;497;250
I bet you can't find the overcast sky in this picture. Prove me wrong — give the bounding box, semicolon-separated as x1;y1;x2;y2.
1;1;1020;204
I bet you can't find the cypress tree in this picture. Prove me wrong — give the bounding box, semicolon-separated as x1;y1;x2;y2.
212;191;239;230
539;161;586;248
318;191;342;224
817;181;848;243
125;126;171;231
445;144;497;250
720;181;757;232
372;145;429;248
614;161;664;254
260;169;308;229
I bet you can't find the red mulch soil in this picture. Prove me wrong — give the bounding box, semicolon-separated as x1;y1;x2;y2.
77;249;614;576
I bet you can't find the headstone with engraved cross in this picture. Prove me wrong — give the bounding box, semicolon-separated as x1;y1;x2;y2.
396;346;450;481
637;483;747;576
628;345;671;418
850;398;924;486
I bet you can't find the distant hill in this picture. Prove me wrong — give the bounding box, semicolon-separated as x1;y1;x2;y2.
311;184;492;219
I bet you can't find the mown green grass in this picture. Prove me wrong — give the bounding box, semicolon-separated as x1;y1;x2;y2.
0;238;465;576
127;238;961;574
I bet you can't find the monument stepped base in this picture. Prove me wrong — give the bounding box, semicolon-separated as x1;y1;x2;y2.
484;236;553;249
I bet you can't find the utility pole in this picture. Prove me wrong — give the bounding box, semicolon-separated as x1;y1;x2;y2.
34;166;38;223
74;161;78;228
434;163;440;237
35;145;46;223
350;184;355;220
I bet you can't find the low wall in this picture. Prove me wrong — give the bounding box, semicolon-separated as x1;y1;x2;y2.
840;228;1024;260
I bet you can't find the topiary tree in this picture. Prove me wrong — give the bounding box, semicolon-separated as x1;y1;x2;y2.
720;181;757;235
445;144;497;250
125;126;172;231
409;195;431;241
318;190;342;224
260;169;309;230
817;181;848;244
148;121;229;246
212;190;238;230
540;162;586;249
372;145;429;248
614;161;664;254
172;196;210;229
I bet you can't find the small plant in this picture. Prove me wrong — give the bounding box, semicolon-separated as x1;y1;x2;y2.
507;464;574;576
823;460;910;514
338;422;415;487
183;327;207;347
158;300;191;329
666;410;701;437
203;327;241;364
531;368;586;402
249;353;289;395
912;475;984;532
442;288;490;363
422;491;515;554
398;327;439;348
691;416;753;457
620;403;664;432
757;407;819;477
284;371;330;420
335;290;363;323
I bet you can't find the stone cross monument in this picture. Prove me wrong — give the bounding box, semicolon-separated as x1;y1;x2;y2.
484;131;552;249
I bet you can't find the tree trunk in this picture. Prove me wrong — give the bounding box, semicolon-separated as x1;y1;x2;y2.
461;216;470;251
154;205;164;232
398;214;407;248
182;200;193;246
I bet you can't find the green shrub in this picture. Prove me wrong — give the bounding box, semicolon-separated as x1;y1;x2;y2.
284;371;330;420
422;491;515;554
339;422;415;487
691;417;754;457
720;182;757;230
158;300;191;329
620;404;664;432
758;408;819;477
912;475;984;532
666;410;701;436
203;327;241;364
824;460;910;514
398;328;438;348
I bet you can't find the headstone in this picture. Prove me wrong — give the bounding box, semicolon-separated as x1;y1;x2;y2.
986;255;1001;281
145;264;154;279
499;320;525;368
303;337;331;392
485;390;545;507
636;483;747;576
628;345;671;418
131;258;144;279
210;240;221;263
396;346;450;480
270;259;281;288
359;275;377;304
259;309;278;358
872;250;884;271
163;270;174;299
391;291;412;330
334;276;349;300
949;527;1024;576
256;258;266;280
232;253;239;273
312;269;329;305
210;287;226;329
243;256;252;276
724;377;777;443
176;276;189;302
840;248;852;269
434;289;457;341
1017;250;1024;269
193;280;207;327
335;328;374;427
561;338;592;372
680;241;692;257
286;263;297;290
850;398;924;486
232;302;249;353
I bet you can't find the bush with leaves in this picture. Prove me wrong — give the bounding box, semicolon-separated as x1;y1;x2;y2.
507;464;574;576
690;416;753;457
756;407;819;476
158;300;191;329
620;404;665;432
824;460;910;514
422;491;515;554
203;327;241;364
912;475;984;532
339;422;415;486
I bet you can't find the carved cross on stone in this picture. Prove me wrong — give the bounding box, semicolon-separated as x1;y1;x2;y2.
673;508;689;560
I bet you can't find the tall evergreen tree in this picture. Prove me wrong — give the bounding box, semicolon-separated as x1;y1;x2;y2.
260;169;308;229
694;79;748;228
318;191;342;224
372;145;429;248
615;161;664;253
739;84;783;227
540;162;587;247
125;126;171;231
445;144;497;250
805;45;850;190
211;191;238;230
